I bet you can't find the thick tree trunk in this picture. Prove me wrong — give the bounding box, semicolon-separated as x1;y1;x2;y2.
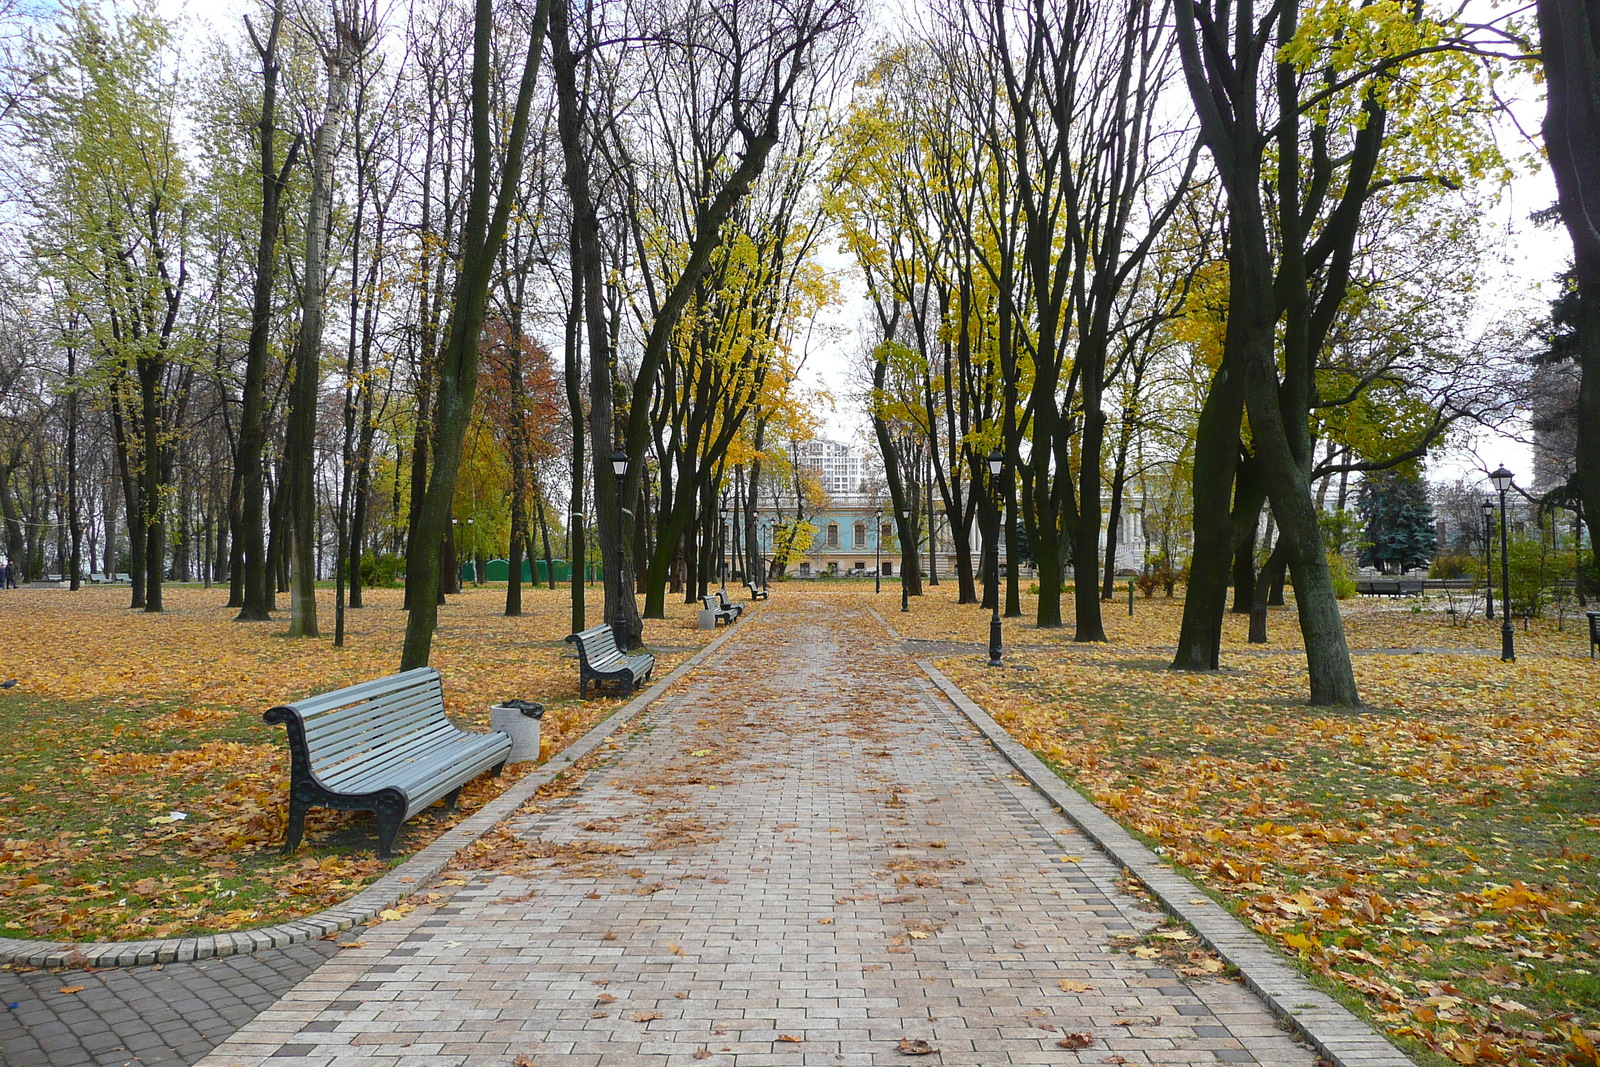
1540;0;1600;558
1171;364;1242;670
1249;537;1288;643
1231;517;1258;614
1072;370;1108;640
1235;263;1359;703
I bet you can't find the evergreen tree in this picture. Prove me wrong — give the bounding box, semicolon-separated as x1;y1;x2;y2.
1357;468;1438;573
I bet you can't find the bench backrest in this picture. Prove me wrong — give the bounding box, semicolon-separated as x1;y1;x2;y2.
716;589;734;608
265;667;453;783
566;624;624;668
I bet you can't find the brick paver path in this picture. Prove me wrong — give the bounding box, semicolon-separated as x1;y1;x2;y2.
195;599;1317;1066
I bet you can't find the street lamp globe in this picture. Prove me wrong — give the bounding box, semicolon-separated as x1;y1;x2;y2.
1489;465;1514;494
988;449;1003;477
610;449;628;479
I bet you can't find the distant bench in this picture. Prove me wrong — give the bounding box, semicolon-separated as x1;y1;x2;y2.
566;623;656;699
700;593;741;628
1355;579;1424;597
264;667;512;857
746;580;769;601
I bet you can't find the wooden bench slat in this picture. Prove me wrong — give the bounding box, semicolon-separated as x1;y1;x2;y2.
288;668;441;715
316;726;493;792
330;738;509;811
301;692;451;752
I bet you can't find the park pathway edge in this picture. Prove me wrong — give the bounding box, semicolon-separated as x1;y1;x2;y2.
910;651;1419;1067
0;613;755;971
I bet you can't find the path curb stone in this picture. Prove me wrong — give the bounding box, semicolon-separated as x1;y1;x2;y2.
915;656;1418;1067
0;615;753;971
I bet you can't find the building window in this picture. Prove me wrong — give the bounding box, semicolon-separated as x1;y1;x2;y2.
881;523;892;541
827;522;840;548
853;521;866;548
883;561;893;576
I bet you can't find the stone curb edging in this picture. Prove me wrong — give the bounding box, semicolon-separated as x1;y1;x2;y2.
914;658;1419;1067
0;611;755;971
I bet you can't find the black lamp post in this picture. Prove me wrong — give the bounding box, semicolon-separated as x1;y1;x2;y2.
875;507;883;594
759;517;770;591
1481;498;1495;621
610;448;628;637
988;449;1004;667
466;516;476;584
1490;465;1514;662
900;508;911;613
451;516;460;590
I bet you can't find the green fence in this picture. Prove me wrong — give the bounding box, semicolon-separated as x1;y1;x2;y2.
471;559;580;583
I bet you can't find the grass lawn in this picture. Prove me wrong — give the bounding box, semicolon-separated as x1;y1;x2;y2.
871;578;1597;1067
0;583;718;943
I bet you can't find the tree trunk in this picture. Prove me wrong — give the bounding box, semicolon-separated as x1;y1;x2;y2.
400;0;550;670
1231;515;1258;613
286;19;368;640
1540;0;1600;559
237;2;297;623
66;341;82;591
1171;364;1242;671
1249;537;1289;643
505;345;529;617
563;286;586;628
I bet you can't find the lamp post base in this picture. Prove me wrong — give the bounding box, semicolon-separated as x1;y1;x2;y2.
1501;623;1515;663
987;610;1003;667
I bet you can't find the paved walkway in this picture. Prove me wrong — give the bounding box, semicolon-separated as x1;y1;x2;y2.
1;939;346;1066
6;597;1328;1066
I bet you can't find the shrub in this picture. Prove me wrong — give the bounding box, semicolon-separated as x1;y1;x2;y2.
1429;552;1483;581
361;551;404;588
1504;536;1574;620
1327;551;1356;600
1143;554;1183;597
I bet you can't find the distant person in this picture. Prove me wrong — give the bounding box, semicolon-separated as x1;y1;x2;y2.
5;559;17;588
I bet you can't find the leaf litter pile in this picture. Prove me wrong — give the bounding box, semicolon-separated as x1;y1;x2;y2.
0;585;716;943
877;582;1600;1067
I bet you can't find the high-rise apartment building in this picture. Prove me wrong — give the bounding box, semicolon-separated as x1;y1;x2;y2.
796;438;863;497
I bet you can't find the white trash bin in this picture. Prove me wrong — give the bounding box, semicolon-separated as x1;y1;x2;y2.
490;700;545;762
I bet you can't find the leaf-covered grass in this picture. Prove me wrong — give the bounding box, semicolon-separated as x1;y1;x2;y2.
870;582;1597;1067
0;584;719;942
